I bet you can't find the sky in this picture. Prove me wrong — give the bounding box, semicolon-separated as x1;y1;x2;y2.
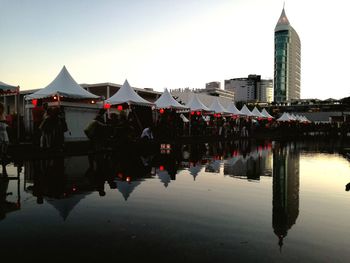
0;0;349;99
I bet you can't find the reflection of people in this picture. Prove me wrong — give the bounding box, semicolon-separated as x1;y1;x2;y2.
0;103;9;177
0;178;18;221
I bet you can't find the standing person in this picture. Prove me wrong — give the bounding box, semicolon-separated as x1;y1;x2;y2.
32;101;46;146
39;106;55;149
0;103;9;177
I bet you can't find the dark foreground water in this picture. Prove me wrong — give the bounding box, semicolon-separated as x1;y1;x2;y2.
1;140;350;262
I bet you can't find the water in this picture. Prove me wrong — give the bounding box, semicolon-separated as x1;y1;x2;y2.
1;140;350;262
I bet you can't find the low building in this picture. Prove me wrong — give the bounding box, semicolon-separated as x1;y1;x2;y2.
225;74;272;103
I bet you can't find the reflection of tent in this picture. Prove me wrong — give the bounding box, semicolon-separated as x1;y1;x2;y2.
240;105;253;117
188;164;203;181
105;80;153;106
117;180;142;201
26;66;99;99
155;88;188;110
46;193;91;221
157;170;171;188
205;160;221;173
209;97;229;114
185;94;211;112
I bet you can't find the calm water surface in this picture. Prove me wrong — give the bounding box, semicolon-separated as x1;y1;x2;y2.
1;140;350;262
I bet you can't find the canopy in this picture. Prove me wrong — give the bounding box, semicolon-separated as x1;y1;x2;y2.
154;88;188;110
240;105;253;117
226;103;242;115
185;93;211;112
261;108;274;119
26;66;99;100
251;107;266;118
0;81;18;94
105;79;153;106
277;112;291;122
209;97;229;114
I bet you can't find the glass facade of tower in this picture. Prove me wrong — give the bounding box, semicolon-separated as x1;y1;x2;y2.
274;9;301;103
274;30;289;102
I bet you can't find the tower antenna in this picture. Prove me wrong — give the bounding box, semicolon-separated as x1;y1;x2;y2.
283;1;285;9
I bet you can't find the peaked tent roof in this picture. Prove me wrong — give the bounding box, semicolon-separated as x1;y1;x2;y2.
154;88;188;110
209;97;229;113
26;66;99;100
240;105;253;117
105;80;153;106
277;112;291;122
261;108;274;119
185;93;211;112
0;81;18;94
251;107;266;118
226;103;243;115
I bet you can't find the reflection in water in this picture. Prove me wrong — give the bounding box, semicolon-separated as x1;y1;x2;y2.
272;142;300;251
224;141;273;181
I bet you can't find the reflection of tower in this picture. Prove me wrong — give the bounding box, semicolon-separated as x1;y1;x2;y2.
272;143;300;251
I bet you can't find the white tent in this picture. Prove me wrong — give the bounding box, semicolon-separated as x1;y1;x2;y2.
0;81;18;94
251;107;266;118
154;88;188;110
261;108;274;119
226;103;242;115
277;112;291;122
209;97;229;114
105;79;153;106
26;66;99;100
240;105;253;117
185;93;211;112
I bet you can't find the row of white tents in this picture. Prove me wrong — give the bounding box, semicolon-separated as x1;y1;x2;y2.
21;66;310;141
24;66;276;119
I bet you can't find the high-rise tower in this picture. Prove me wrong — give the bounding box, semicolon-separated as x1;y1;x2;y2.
274;8;301;102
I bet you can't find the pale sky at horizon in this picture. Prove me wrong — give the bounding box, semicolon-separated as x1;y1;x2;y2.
0;0;349;99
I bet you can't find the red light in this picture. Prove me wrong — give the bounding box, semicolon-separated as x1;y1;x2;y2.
117;105;123;111
104;103;111;109
117;172;123;178
217;114;221;118
191;111;195;115
32;99;38;106
159;108;165;114
159;165;164;171
268;118;272;121
196;111;201;116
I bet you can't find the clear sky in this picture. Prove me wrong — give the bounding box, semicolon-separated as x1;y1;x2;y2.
0;0;349;99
